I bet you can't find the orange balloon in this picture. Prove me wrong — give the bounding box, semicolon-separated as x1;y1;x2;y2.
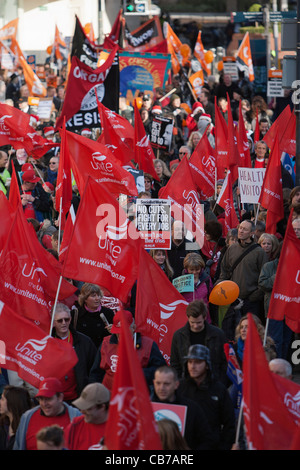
180;43;191;59
135;97;143;109
217;60;223;71
209;281;239;306
204;50;214;64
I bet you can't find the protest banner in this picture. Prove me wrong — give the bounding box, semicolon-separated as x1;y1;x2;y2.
267;69;284;98
135;198;171;249
119;51;171;105
238;167;266;204
150;114;174;152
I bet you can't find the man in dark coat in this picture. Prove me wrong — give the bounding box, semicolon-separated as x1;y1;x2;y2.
170;299;228;384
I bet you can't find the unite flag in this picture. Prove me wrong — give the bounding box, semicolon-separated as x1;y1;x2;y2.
236;32;254;82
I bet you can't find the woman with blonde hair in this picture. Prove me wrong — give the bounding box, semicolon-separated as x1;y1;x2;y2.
258;233;279;260
73;283;114;348
149;249;174;281
187;131;202;153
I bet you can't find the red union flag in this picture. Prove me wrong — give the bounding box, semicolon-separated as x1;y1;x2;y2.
159;157;205;249
55;45;118;131
0;300;78;389
0;206;77;332
267;211;300;332
216;170;239;235
259;134;284;234
243;314;297;450
134;103;158;180
97;99;135;165
135;247;188;365
0;102;31;149
105;311;162;450
61;177;144;304
189;133;215;199
56;121;73;229
214;96;228;178
263;104;292;152
65;129;138;198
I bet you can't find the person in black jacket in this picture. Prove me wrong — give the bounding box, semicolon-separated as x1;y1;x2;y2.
52;302;97;403
170;299;228;384
178;344;236;450
73;283;115;349
151;365;216;450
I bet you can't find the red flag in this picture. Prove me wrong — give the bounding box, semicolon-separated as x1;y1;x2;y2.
0;191;14;249
55;45;118;131
243;314;297;450
258;135;284;234
279;110;296;156
216;170;239;235
8;159;21;211
0;102;58;155
159;157;205;249
263;105;292;151
237;100;252;168
61;177;144;303
104;311;162;450
56;120;73;229
97;99;135;165
65;129;138;198
0;103;31;149
0;300;78;389
189;132;215;199
214;96;228;178
0;206;77;332
267;210;300;331
135;247;188;365
134;103;158;180
226;93;239;182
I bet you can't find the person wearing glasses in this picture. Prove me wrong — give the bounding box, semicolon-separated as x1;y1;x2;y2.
51;303;97;403
45;156;59;187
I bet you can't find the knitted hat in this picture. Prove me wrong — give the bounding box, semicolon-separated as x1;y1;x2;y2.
192;102;204;114
152;105;162;114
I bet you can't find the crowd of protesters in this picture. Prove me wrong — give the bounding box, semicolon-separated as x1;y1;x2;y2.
0;15;300;452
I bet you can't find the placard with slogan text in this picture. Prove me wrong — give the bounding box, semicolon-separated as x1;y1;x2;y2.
150;115;174;152
222;56;239;81
267;69;284;98
172;274;195;294
135;198;171;249
238;167;266;204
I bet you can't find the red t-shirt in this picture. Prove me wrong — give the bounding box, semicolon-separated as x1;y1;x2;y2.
26;407;71;450
64;415;106;450
23;191;35;218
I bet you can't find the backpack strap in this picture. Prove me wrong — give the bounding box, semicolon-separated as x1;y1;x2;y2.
229;243;259;277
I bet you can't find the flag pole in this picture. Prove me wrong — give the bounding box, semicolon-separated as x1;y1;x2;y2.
58;197;62;255
254;203;260;225
234;397;244;448
49;275;63;335
263;317;269;347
